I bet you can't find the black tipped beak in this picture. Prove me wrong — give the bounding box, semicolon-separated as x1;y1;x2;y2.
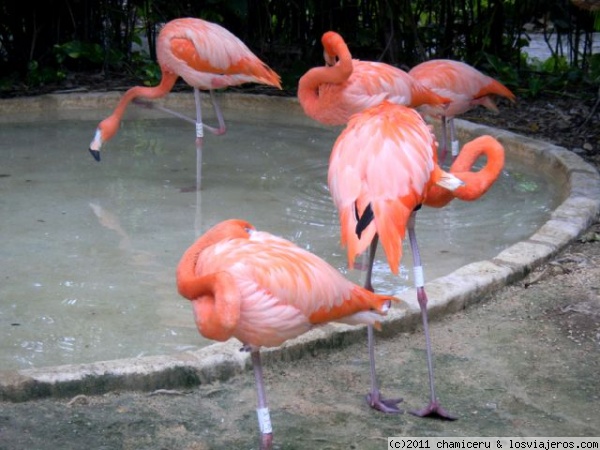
89;149;101;162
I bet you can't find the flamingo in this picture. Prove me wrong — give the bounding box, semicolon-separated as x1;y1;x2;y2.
408;59;515;165
176;218;398;450
424;135;505;208
297;31;450;126
88;18;281;189
328;101;463;418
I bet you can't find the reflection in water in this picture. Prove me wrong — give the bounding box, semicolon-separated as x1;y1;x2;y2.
88;201;194;350
89;202;132;250
0;115;559;370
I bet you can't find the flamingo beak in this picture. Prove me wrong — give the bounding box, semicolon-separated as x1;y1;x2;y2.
323;51;336;67
89;129;102;162
89;149;101;161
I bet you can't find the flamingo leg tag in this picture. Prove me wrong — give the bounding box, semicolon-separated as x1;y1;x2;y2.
256;407;272;434
451;140;459;157
413;265;425;288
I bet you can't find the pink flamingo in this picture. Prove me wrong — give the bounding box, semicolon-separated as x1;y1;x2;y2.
176;219;398;449
409;59;515;165
88;18;281;188
328;101;463;418
297;31;449;125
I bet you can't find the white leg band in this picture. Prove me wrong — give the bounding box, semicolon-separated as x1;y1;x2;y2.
451;140;459;156
196;122;204;138
256;407;272;434
413;265;425;288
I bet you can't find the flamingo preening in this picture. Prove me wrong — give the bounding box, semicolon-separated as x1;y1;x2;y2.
298;31;449;126
328;101;464;418
176;219;398;449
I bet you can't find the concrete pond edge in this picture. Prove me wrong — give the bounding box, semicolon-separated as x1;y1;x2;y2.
1;93;599;402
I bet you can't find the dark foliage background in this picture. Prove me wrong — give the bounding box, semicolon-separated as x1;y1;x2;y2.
0;0;598;96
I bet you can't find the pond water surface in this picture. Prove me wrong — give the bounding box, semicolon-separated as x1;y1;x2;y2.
0;106;560;370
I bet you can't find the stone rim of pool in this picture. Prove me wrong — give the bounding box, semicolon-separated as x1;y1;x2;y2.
1;92;599;402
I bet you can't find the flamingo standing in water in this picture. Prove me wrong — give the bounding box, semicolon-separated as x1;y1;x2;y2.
176;219;398;450
297;31;449;126
328;101;463;418
409;59;515;165
88;18;281;189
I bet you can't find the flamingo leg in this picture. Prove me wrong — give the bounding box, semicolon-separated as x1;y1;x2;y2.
132;98;196;125
449;118;459;162
251;350;274;450
131;92;226;136
173;88;228;192
206;90;227;135
132;88;228;190
363;237;403;414
194;88;205;191
362;236;378;293
438;116;449;167
406;211;457;420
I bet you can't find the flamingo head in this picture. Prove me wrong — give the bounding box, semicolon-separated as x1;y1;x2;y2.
474;96;500;113
215;219;256;239
88;116;120;162
321;31;345;66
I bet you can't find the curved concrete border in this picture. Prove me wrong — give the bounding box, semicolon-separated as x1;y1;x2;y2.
1;93;599;402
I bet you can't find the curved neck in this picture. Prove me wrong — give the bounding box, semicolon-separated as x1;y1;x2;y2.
321;32;353;74
297;33;353;115
189;272;241;342
98;71;179;143
112;71;179;121
451;135;505;201
450;135;504;174
192;295;226;340
425;136;504;207
176;220;250;300
177;221;250;342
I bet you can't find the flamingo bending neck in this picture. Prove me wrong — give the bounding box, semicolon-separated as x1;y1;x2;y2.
89;71;179;159
425;135;505;208
297;32;353;121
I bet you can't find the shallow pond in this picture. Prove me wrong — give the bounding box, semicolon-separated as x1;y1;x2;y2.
0;103;560;370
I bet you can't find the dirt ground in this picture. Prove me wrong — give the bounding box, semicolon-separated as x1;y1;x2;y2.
1;85;599;449
1;225;599;449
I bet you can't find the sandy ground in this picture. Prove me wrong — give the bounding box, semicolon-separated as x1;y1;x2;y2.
1;222;598;449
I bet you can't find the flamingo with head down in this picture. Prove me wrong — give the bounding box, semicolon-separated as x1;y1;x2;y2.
424;135;505;208
88;18;281;189
328;101;464;418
